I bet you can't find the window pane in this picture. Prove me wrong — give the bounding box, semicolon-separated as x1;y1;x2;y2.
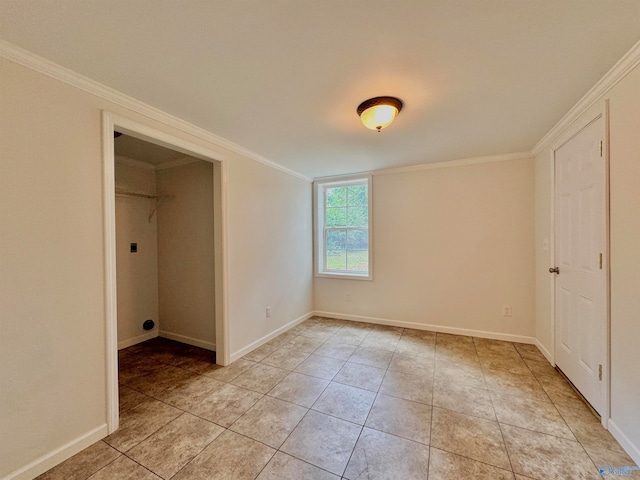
347;184;367;206
347;206;368;227
327;250;346;270
346;229;368;250
326;207;347;227
346;250;368;271
326;186;347;207
326;230;346;270
326;229;346;250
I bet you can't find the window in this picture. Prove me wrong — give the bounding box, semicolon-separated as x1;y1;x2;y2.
314;176;372;279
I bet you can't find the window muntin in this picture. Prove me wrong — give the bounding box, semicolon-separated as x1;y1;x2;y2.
315;177;372;279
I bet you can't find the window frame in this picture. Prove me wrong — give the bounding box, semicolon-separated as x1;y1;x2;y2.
313;175;373;280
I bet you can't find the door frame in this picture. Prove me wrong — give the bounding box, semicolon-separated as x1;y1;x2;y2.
102;111;231;433
548;101;611;428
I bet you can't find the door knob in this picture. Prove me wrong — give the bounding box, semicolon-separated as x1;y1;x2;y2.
549;267;560;274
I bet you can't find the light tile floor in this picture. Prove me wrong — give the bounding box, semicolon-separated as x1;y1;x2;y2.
37;317;638;479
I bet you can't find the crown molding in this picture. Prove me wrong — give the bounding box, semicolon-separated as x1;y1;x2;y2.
314;151;533;181
5;36;637;180
371;151;533;176
0;39;313;183
532;38;640;155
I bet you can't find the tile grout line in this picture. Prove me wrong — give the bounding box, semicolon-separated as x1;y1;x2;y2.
487;364;517;475
155;319;346;479
64;446;123;480
252;320;363;478
337;327;391;478
426;444;519;476
320;323;380;477
340;325;402;478
112;320;616;480
513;339;587;449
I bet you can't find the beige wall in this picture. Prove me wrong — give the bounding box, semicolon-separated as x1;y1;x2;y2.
608;64;640;460
533;147;554;358
0;57;313;478
157;161;216;348
314;156;536;341
533;99;604;359
1;57;109;479
228;157;314;355
114;161;159;346
534;64;640;461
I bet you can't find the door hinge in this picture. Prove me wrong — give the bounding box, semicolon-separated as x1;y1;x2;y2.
599;364;603;381
599;253;603;269
599;140;603;157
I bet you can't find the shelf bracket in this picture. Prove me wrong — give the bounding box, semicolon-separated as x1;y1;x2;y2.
148;196;170;222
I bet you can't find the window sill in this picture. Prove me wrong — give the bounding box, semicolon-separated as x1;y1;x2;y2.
315;271;373;281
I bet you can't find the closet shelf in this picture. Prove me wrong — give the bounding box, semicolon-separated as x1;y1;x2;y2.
115;188;168;199
115;189;173;222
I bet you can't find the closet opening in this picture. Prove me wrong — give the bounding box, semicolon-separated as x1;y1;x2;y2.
115;133;216;352
103;112;229;434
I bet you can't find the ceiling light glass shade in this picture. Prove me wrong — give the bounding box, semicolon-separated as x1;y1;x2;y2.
360;105;398;131
357;96;403;132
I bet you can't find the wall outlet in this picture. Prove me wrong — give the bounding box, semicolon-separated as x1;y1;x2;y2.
502;306;512;317
266;306;271;318
345;292;351;302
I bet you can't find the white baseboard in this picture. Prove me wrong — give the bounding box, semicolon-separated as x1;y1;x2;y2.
2;424;107;480
159;331;216;352
117;330;159;350
535;338;554;364
608;419;640;466
230;311;315;362
314;310;536;344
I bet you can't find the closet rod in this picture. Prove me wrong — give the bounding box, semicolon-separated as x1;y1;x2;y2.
115;189;173;222
115;188;166;199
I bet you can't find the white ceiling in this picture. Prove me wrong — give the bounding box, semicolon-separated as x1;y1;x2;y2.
1;1;639;178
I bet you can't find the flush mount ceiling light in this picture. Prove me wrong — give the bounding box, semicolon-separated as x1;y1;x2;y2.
357;96;403;132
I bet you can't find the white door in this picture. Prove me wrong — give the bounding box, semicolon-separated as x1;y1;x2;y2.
553;116;606;414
